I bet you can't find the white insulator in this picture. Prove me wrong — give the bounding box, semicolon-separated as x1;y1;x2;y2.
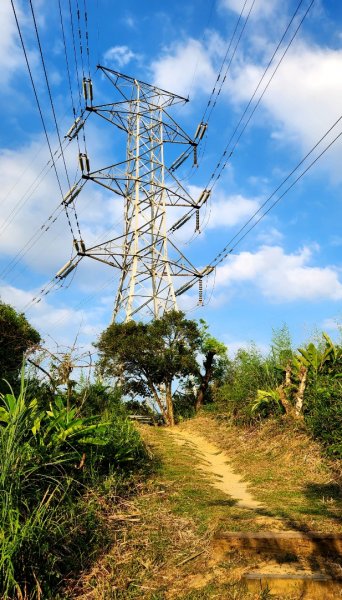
65;117;85;140
64;117;85;140
79;153;90;174
175;280;196;296
82;78;88;101
83;78;93;102
170;152;188;171
88;79;93;101
194;122;207;140
201;266;215;276
194;123;202;139
197;122;207;141
56;260;73;278
198;189;211;205
63;184;81;206
171;214;192;232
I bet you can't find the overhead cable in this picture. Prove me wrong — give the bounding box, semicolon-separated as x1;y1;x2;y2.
210;117;342;268
208;0;315;191
29;0;80;240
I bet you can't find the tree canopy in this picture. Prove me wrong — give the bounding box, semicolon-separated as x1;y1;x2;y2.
0;301;40;391
96;310;227;425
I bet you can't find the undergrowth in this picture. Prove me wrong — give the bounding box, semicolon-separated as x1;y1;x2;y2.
0;375;150;599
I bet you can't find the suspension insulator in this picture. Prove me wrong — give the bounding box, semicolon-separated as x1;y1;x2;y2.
195;208;200;232
63;184;82;205
79;153;90;174
56;260;76;279
193;145;198;167
171;213;192;232
82;78;93;103
194;122;207;141
170;151;188;172
65;117;85;140
198;278;203;305
198;189;211;206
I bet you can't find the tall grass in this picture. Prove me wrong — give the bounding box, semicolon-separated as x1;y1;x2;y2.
0;372;150;598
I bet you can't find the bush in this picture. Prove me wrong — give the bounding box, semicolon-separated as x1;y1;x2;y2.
0;301;40;393
305;377;342;457
0;374;149;598
215;344;278;423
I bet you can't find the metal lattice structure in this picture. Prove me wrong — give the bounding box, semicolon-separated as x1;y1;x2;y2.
60;68;213;322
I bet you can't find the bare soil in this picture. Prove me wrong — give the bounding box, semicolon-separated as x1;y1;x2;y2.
168;428;262;510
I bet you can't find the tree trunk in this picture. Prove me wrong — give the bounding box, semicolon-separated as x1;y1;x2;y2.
148;379;168;424
195;351;215;412
165;381;175;426
285;362;292;387
277;385;293;415
295;365;307;416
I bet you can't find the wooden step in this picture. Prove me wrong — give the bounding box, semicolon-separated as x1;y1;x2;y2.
244;571;342;599
214;530;342;558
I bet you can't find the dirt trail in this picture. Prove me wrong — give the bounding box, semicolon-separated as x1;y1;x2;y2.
168;428;262;511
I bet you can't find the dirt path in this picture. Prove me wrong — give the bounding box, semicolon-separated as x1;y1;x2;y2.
168;428;262;511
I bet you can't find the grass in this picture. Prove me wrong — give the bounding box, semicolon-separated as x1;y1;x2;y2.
191;415;342;533
72;419;329;599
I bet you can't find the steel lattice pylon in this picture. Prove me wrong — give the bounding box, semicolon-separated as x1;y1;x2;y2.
71;67;212;322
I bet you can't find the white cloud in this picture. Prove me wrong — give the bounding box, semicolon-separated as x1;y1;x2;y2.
257;227;283;244
0;121;124;280
226;41;342;174
103;45;139;68
150;37;218;97
207;192;259;229
0;2;25;86
219;0;280;19
215;245;342;302
321;317;341;332
0;280;110;349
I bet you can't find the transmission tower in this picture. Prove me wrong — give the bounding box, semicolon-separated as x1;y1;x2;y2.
58;67;213;322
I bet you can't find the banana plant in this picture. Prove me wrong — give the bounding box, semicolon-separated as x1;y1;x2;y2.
297;333;341;378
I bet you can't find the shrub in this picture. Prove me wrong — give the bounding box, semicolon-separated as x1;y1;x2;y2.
0;301;40;393
215;344;277;422
0;374;149;598
305;377;342;457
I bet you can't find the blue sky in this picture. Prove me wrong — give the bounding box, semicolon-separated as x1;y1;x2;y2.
0;0;342;356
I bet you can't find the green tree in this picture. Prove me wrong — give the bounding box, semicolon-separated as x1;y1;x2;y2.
195;319;228;411
0;301;40;392
96;310;202;426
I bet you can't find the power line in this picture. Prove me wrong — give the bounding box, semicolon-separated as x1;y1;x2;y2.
68;0;83;112
0;204;64;280
209;117;342;268
29;0;79;241
83;0;91;78
187;0;217;100
0;138;72;237
175;0;315;236
208;0;315;191
75;0;86;81
10;0;66;213
57;0;81;154
204;0;257;127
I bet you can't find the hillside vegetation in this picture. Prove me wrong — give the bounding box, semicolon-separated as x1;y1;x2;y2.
0;301;341;598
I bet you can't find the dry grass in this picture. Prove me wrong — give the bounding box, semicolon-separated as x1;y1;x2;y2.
187;415;342;533
68;416;341;599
